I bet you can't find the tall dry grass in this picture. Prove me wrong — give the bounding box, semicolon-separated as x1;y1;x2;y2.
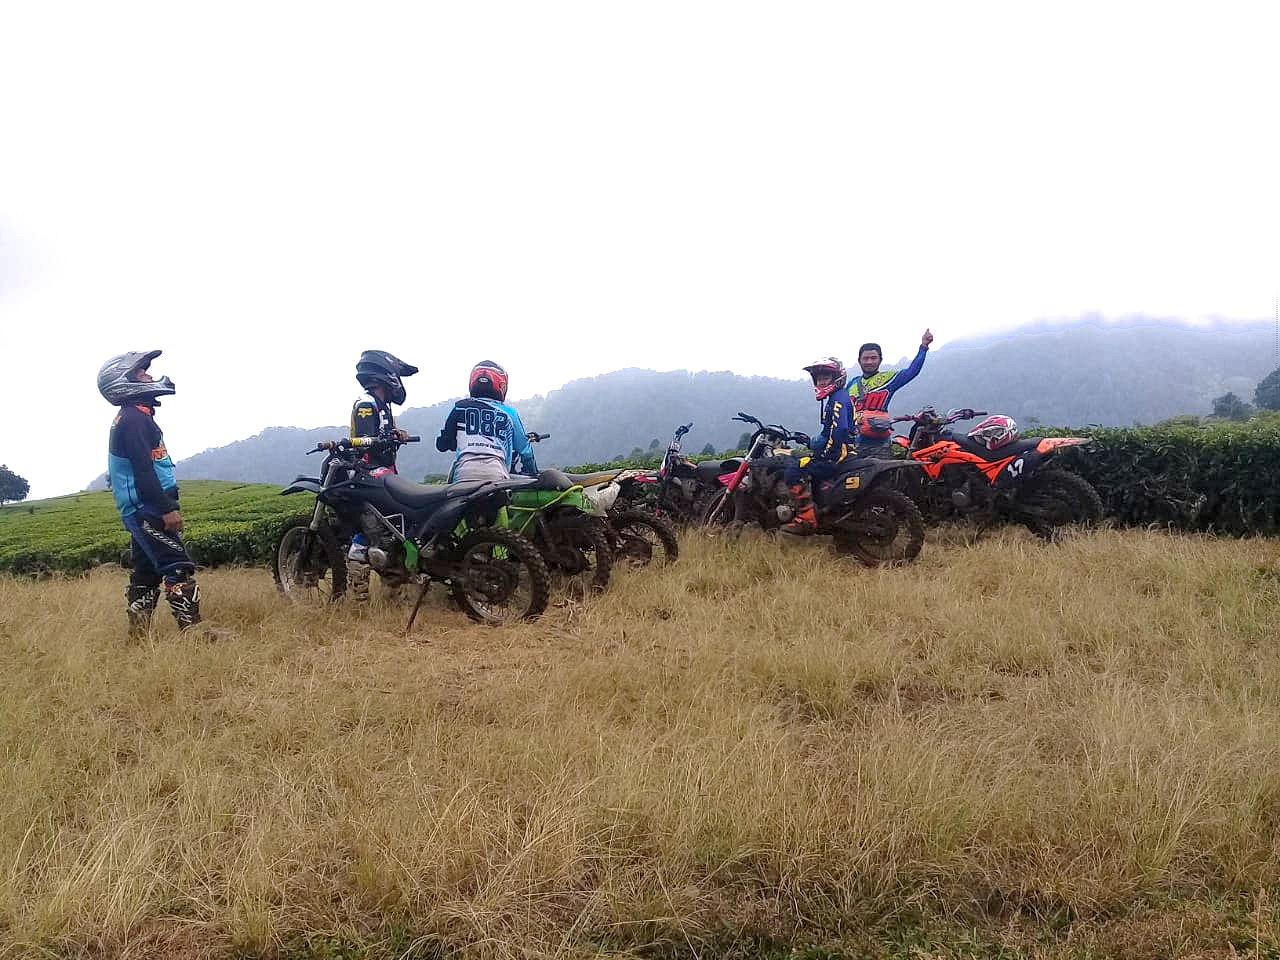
1;527;1279;959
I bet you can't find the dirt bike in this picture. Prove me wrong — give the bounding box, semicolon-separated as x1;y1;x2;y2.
525;433;679;567
701;411;927;565
273;436;550;625
613;422;725;525
891;407;1103;539
497;451;613;594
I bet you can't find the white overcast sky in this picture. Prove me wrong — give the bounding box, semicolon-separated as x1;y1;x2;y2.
1;1;1277;500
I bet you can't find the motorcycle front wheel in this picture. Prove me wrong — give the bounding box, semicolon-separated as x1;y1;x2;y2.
273;524;347;602
831;490;926;566
699;488;736;530
609;510;679;566
449;528;551;624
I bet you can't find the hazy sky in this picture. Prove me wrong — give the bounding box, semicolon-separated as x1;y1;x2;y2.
2;2;1277;500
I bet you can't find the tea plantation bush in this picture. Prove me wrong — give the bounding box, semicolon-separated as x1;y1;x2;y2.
0;481;309;576
1046;419;1280;535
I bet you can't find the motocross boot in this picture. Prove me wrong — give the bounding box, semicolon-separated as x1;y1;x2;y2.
781;483;817;535
164;577;203;630
126;584;160;640
347;559;372;603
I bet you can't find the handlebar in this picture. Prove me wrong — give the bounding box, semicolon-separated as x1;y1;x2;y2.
894;408;988;426
527;432;550;443
307;435;421;455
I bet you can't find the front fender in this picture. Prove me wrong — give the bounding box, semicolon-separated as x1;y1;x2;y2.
280;478;323;496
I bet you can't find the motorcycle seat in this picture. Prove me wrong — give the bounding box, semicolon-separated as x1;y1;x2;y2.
563;469;622;485
383;474;489;509
944;431;1043;459
696;460;727;483
532;468;578;491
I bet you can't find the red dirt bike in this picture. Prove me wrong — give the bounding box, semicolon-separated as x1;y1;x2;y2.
701;411;927;566
892;407;1103;539
614;422;726;525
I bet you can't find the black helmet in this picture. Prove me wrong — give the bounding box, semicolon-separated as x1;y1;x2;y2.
97;350;176;405
356;350;418;405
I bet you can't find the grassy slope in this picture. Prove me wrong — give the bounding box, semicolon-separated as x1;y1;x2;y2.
0;481;309;573
1;528;1279;958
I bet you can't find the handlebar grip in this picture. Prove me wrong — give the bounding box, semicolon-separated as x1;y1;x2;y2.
404;435;421;443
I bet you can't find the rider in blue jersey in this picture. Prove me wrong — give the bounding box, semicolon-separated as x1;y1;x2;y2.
780;356;856;534
436;361;538;482
851;328;933;457
99;349;210;638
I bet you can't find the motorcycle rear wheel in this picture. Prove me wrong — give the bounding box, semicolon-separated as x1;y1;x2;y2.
609;510;679;566
832;490;925;566
273;524;347;602
450;528;551;624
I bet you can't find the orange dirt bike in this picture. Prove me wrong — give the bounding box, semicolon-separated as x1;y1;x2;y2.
701;411;927;565
891;407;1103;538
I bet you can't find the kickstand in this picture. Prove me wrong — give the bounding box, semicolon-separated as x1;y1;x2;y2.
405;581;429;634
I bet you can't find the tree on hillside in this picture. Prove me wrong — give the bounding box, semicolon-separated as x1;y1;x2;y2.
699;442;716;456
1211;392;1253;421
1255;368;1280;410
0;464;30;505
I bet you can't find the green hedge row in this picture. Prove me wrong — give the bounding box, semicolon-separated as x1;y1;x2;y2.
1050;421;1280;535
0;482;311;577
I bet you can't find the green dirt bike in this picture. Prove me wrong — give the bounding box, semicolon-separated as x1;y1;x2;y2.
525;432;679;568
490;457;613;595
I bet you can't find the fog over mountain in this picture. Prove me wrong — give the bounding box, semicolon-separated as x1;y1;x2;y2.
86;317;1279;489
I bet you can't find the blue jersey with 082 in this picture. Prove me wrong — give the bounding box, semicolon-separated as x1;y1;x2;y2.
436;397;537;478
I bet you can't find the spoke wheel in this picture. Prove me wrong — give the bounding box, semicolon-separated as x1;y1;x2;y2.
1014;468;1104;540
539;514;613;594
609;510;679;566
273;524;347;602
832;490;925;566
699;488;735;531
450;528;551;624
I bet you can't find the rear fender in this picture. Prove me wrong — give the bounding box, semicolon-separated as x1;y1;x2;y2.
839;459;925;498
1036;436;1091;453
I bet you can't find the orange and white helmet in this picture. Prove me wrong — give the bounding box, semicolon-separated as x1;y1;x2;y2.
967;414;1019;450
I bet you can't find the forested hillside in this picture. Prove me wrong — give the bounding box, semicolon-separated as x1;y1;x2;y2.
86;317;1278;488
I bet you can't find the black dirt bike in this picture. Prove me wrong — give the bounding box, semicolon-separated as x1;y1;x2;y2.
273;437;551;625
701;411;928;566
614;422;725;525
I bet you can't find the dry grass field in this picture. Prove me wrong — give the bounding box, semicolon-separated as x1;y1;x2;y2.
1;527;1279;959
